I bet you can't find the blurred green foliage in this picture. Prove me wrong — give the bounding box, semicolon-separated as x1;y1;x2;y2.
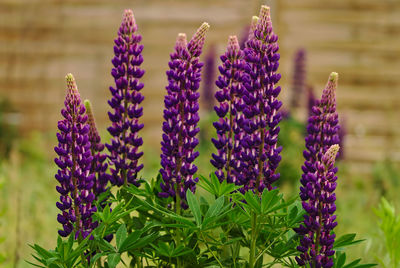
276;116;306;192
373;198;400;268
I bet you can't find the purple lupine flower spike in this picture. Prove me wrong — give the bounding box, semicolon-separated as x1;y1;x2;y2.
55;74;96;239
211;35;248;184
295;72;340;268
84;100;110;197
296;145;340;268
159;23;210;209
106;9;145;186
201;43;216;112
240;6;282;192
290;48;306;110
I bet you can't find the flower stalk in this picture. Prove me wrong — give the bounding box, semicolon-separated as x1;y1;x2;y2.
106;9;145;187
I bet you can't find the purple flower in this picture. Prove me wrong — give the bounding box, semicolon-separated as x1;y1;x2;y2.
295;72;340;268
106;9;145;186
54;74;96;239
84;100;110;197
290;48;306;110
239;6;282;192
211;35;248;184
159;23;210;209
201;43;217;112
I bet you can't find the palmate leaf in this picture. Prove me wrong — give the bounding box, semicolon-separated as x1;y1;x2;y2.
204;196;224;219
244;191;261;214
261;189;280;214
198;174;240;197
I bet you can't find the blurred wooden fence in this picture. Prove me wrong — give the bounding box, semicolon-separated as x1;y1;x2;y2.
0;0;399;174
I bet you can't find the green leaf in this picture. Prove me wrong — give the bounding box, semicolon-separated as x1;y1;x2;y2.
91;252;108;265
244;191;261;214
152;242;171;257
125;233;158;251
135;197;195;228
115;224;127;250
198;174;215;194
343;259;361;268
118;230;142;253
107;253;121;268
204;196;224;219
103;204;111;221
211;173;221;195
261;189;277;213
335;251;346;268
334;234;364;249
187;190;202;226
172;244;193;257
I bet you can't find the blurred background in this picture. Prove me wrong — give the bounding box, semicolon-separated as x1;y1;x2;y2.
0;0;400;267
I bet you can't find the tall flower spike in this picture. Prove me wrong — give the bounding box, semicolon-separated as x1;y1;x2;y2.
240;5;282;192
290;48;306;110
106;9;145;186
160;23;209;209
54;74;96;239
84;100;110;198
295;72;340;268
211;35;248;184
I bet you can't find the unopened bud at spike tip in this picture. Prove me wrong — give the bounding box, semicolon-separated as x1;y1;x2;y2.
175;33;187;50
65;73;78;93
188;22;210;56
65;73;74;82
329;72;338;82
192;22;210;43
123;9;135;26
248;16;259;41
84;99;92;113
257;5;272;31
84;100;95;129
227;35;240;53
322;72;339;108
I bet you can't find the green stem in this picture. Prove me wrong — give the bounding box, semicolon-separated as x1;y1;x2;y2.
174;184;183;268
201;232;223;268
254;228;287;262
249;212;258;268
